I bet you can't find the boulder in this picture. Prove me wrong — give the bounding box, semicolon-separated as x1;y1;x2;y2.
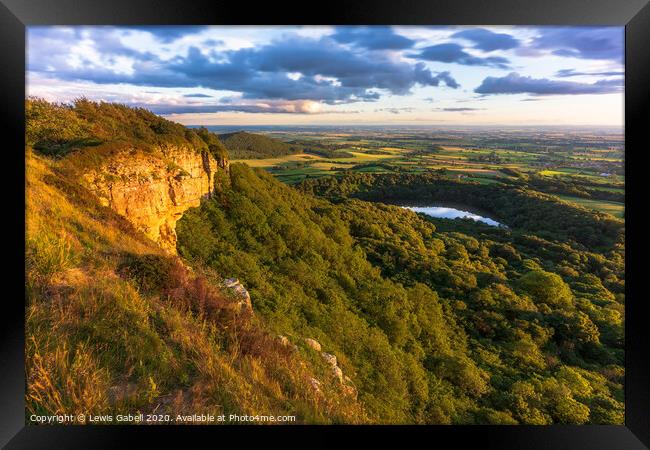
223;278;252;314
331;365;344;384
304;338;322;352
322;352;344;384
322;352;337;367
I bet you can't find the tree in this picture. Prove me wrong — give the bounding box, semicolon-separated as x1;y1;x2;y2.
518;270;573;307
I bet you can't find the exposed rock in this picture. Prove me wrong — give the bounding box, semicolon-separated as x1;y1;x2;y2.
322;352;344;384
304;338;322;352
322;352;337;367
277;335;298;352
309;377;321;393
82;145;229;253
223;278;252;315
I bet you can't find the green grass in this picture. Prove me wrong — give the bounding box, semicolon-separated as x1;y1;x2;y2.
556;195;624;219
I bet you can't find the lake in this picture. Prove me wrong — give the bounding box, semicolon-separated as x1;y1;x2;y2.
402;205;503;227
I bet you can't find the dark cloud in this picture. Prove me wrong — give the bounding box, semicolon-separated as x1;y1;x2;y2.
532;27;623;62
451;28;519;52
474;72;623;95
429;71;460;89
183;93;213;98
408;43;510;68
122;26;210;42
331;26;415;50
555;68;625;78
375;107;416;114
435;107;484;112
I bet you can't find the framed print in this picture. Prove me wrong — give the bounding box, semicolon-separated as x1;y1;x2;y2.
2;0;649;448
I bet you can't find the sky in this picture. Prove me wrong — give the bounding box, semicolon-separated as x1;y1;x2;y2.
26;26;624;127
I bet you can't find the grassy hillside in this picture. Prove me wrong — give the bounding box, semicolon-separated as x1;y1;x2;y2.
26;98;229;162
220;131;300;159
24;102;365;424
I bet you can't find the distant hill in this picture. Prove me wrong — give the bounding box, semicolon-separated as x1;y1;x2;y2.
219;131;301;159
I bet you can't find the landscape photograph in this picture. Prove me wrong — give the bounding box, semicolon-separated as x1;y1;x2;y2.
25;25;625;425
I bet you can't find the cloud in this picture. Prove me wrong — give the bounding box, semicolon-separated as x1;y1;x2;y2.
141;100;359;115
375;107;416;114
435;107;484;111
331;26;415;50
555;68;625;78
408;43;510;68
428;71;460;89
122;26;210;42
474;72;623;95
183;93;213;98
28;30;460;107
531;27;623;62
451;28;519;52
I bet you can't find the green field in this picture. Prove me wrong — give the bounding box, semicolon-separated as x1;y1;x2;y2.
557;195;625;218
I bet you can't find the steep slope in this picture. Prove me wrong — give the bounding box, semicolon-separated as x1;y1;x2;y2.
77;144;225;252
25;101;365;424
27;99;230;252
219;131;300;159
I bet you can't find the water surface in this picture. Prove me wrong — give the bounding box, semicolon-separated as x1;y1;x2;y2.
403;205;503;227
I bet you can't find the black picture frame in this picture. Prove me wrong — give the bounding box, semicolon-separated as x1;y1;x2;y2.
2;1;648;448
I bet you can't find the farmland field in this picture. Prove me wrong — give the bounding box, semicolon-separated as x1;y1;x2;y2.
556;195;625;218
227;126;624;219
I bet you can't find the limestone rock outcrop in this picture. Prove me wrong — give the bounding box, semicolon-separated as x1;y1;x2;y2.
223;278;253;315
302;338;357;398
322;352;344;384
81;145;228;253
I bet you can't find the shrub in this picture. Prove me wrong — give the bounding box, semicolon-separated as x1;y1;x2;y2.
118;253;178;293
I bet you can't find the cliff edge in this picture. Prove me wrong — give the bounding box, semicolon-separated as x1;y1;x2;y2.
81;145;228;252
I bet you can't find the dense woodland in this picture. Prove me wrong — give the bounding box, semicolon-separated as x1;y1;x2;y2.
177;166;625;424
298;172;624;250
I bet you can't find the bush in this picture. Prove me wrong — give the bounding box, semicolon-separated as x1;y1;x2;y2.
118;254;179;293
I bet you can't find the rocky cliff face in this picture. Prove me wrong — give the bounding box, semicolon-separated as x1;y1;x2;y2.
81;145;228;252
